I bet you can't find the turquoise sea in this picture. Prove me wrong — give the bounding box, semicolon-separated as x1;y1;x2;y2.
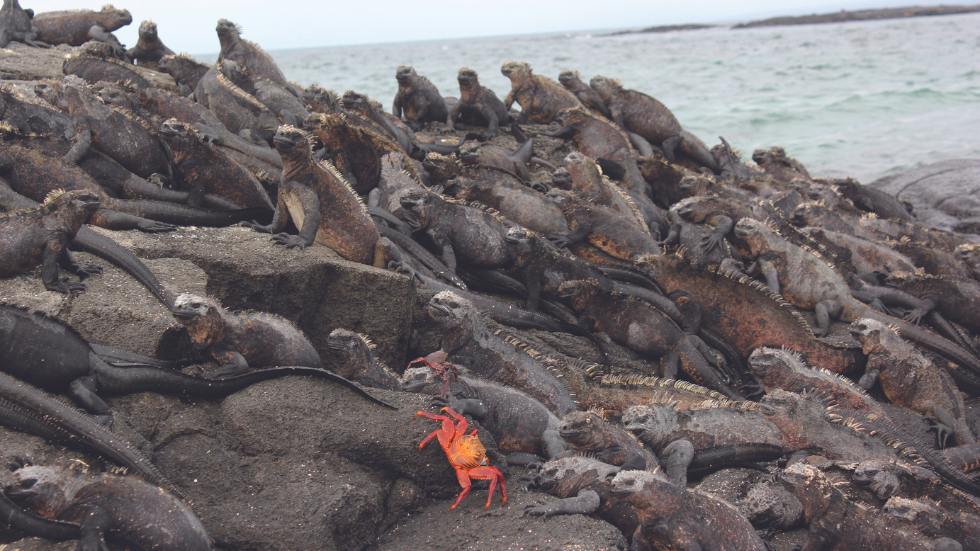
208;12;980;184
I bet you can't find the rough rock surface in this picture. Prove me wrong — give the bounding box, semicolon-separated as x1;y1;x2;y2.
870;159;980;236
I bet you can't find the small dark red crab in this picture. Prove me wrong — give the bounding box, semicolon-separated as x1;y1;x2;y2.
415;406;507;510
406;349;458;395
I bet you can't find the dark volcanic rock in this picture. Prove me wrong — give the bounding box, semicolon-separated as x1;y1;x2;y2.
869;159;980;236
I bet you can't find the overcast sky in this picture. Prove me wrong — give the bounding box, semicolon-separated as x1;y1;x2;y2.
23;0;965;54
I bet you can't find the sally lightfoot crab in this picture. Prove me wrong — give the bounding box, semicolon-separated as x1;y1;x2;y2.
407;349;459;395
415;406;507;510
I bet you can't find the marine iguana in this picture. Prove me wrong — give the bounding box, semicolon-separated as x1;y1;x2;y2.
457;140;537;184
171;293;321;376
424;290;579;417
6;461;212;551
62;42;157;91
398;188;515;274
589;75;719;174
800;226;917;277
60;75;174;186
215;18;299;97
101;78;284;169
0;189;100;293
159;118;275;210
558;70;612;119
559;410;660;471
221;57;310;127
732;217;980;381
125;19;174;70
522;456;640;545
403;365;567;459
447;67;510;139
245;125;385;266
305;111;411;194
392;66;449;131
752;146;813;184
0;132;268;230
500;61;582;124
554;151;649;232
158;53;211;97
835;177;913;222
747;346;884;415
546;188;662;261
0;302;393;425
504;226;679;318
0;85;74;138
323;328;401;391
850;318;976;447
0;369;178;497
558;279;742;400
31;4;131;55
443;170;570;236
622;403;785;484
781;462;961;551
340;89;414;151
885;496;980;551
195;60;280;144
538;107;658;206
610;469;770;551
636;253;865;374
884;270;980;334
0;0;45;48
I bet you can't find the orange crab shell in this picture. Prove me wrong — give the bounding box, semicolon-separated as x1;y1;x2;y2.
415;407;507;510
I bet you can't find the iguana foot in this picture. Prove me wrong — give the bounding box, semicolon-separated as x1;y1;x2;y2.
926;413;956;449
523;500;561;518
75;264;103;280
136;219;177;233
271;233;309;249
546;234;571;249
47;279;87;294
241;220;272;233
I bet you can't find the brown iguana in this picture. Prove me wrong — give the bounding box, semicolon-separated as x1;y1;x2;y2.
125;19;174;70
392;66;449;131
31;4;131;55
500;61;582;124
0;189;101;293
447;67;511;139
0;0;45;48
215;18;299;97
732;217;980;383
850;318;977;448
245;125;386;265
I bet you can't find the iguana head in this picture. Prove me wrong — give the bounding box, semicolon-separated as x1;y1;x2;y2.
216;19;242;50
732;218;772;258
503;227;536;264
171;293;224;348
60;75;97;114
562;152;603;186
557;279;599;311
779;462;838;520
557;70;581;88
500;61;532;83
137;20;158;41
621;405;676;451
398;189;439;226
609;469;659;500
218;59;252;91
883;497;944;532
421;152;458;183
848;318;897;355
558;411;606;450
588;75;622;101
6;463;76;519
457;142;483;165
426;291;478;352
304;85;341;114
324;328;375;380
340;90;369;111
99;5;132;30
748;347;802;383
51;190;101;228
395;66;417;91
158;118;194;150
456;67;480;92
272;125;313;161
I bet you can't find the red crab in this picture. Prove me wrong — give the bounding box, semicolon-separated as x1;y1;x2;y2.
415;407;507;510
406;349;458;395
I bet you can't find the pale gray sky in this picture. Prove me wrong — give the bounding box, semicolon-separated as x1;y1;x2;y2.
23;0;965;54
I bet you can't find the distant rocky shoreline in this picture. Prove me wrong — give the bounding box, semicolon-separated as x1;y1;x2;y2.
611;4;980;35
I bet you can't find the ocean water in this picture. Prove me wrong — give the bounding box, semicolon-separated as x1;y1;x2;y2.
212;12;980;184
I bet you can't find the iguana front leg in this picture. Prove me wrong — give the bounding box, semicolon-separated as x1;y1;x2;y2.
77;504;113;551
523;489;601;518
42;239;86;293
813;299;843;337
211;350;251;377
58;248;102;280
245;183;292;235
548;223;590;249
64;126;93;165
